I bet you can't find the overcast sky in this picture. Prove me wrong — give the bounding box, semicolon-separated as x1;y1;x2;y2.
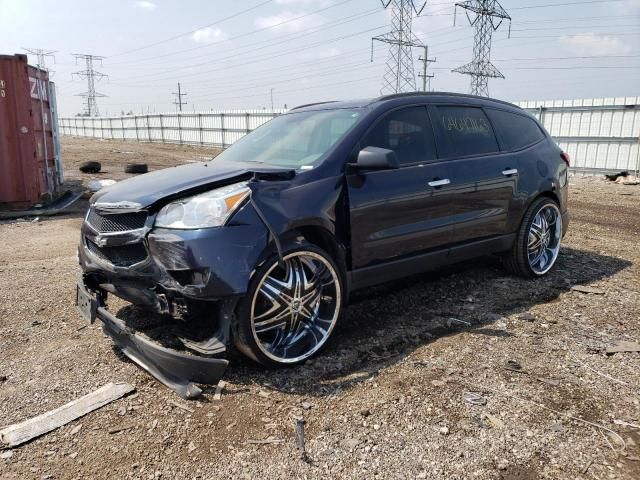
1;0;639;116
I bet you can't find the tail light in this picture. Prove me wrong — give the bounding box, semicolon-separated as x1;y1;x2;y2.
560;151;570;167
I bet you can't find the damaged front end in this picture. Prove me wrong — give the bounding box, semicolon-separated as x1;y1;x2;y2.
77;280;230;399
77;184;271;398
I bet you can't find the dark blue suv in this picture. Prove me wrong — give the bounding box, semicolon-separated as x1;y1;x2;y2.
77;92;569;398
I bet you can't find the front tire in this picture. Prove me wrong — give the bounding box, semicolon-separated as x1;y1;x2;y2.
234;242;343;367
503;197;563;277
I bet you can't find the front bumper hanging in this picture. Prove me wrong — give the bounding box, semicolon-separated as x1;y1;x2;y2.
77;281;228;399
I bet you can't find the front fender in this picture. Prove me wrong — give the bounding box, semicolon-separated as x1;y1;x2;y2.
248;175;348;251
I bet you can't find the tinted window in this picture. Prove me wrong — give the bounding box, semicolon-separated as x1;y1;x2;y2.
486;108;545;150
436;106;499;157
362;107;437;165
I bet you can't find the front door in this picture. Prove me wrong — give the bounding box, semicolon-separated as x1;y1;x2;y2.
347;106;455;269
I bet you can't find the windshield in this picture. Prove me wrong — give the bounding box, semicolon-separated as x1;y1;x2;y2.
215;108;362;168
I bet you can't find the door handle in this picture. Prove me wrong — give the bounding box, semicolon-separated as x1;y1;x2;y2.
502;168;518;176
428;178;451;187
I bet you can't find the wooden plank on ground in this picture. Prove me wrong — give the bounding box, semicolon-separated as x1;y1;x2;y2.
606;341;640;354
213;380;226;401
0;382;135;448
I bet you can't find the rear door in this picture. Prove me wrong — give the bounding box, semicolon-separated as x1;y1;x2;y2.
347;106;454;269
484;107;549;232
429;104;517;245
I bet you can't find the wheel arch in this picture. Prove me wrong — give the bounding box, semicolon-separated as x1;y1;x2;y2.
534;189;561;206
515;189;561;231
252;224;348;279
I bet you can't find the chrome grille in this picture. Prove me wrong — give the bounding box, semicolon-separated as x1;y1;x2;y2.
87;209;147;233
85;239;148;267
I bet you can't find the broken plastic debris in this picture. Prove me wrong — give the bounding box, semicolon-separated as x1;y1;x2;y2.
447;317;471;327
88;179;117;192
463;392;488;406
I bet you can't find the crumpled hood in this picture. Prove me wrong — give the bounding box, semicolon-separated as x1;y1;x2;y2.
91;160;292;209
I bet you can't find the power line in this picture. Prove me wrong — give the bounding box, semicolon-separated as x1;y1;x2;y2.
109;49;376;89
109;0;274;57
511;23;640;32
107;14;637;84
97;63;640;110
98;64;640;109
434;64;640;70
102;3;636;82
109;13;636;71
61;0;636;110
80;0;635;69
111;5;382;74
115;2;629;83
114;50;637;105
178;61;640;103
107;25;640;91
509;14;634;24
115;24;388;84
105;0;464;70
107;19;640;90
509;0;626;10
185;61;381;101
72;54;108;117
106;0;359;66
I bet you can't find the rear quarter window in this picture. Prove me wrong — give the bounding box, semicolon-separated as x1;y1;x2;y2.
435;106;499;157
486;108;545;151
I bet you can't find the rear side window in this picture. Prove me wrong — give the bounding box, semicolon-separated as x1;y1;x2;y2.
362;107;437;165
435;106;499;157
486;108;545;150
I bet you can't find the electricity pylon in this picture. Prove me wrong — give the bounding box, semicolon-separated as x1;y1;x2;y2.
452;0;511;97
173;82;188;112
72;54;108;117
22;48;56;74
371;0;428;94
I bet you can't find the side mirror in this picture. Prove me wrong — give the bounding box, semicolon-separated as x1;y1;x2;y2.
355;146;399;170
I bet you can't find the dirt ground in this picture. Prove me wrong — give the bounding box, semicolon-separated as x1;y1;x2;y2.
1;138;639;480
62;136;222;184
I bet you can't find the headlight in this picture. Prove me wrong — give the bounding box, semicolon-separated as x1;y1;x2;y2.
155;182;250;229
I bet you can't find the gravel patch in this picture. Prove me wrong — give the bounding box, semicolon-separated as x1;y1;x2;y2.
0;140;638;479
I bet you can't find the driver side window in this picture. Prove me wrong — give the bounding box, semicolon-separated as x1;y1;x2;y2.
361;107;437;166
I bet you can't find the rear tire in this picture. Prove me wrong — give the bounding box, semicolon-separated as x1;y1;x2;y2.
79;161;101;173
125;163;148;174
502;197;563;278
234;242;343;367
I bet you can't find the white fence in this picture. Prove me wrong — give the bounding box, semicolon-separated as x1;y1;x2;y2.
59;109;287;148
517;97;640;175
60;98;640;174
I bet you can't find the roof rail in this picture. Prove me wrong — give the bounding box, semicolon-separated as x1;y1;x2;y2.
290;100;339;111
373;91;520;109
375;92;433;102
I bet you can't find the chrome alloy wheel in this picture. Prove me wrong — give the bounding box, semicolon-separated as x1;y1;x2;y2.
527;203;562;275
250;251;341;363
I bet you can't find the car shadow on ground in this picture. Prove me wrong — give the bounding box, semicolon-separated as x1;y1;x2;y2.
112;246;631;398
218;246;632;397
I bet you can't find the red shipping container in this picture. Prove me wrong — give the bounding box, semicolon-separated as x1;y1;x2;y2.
0;53;63;209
